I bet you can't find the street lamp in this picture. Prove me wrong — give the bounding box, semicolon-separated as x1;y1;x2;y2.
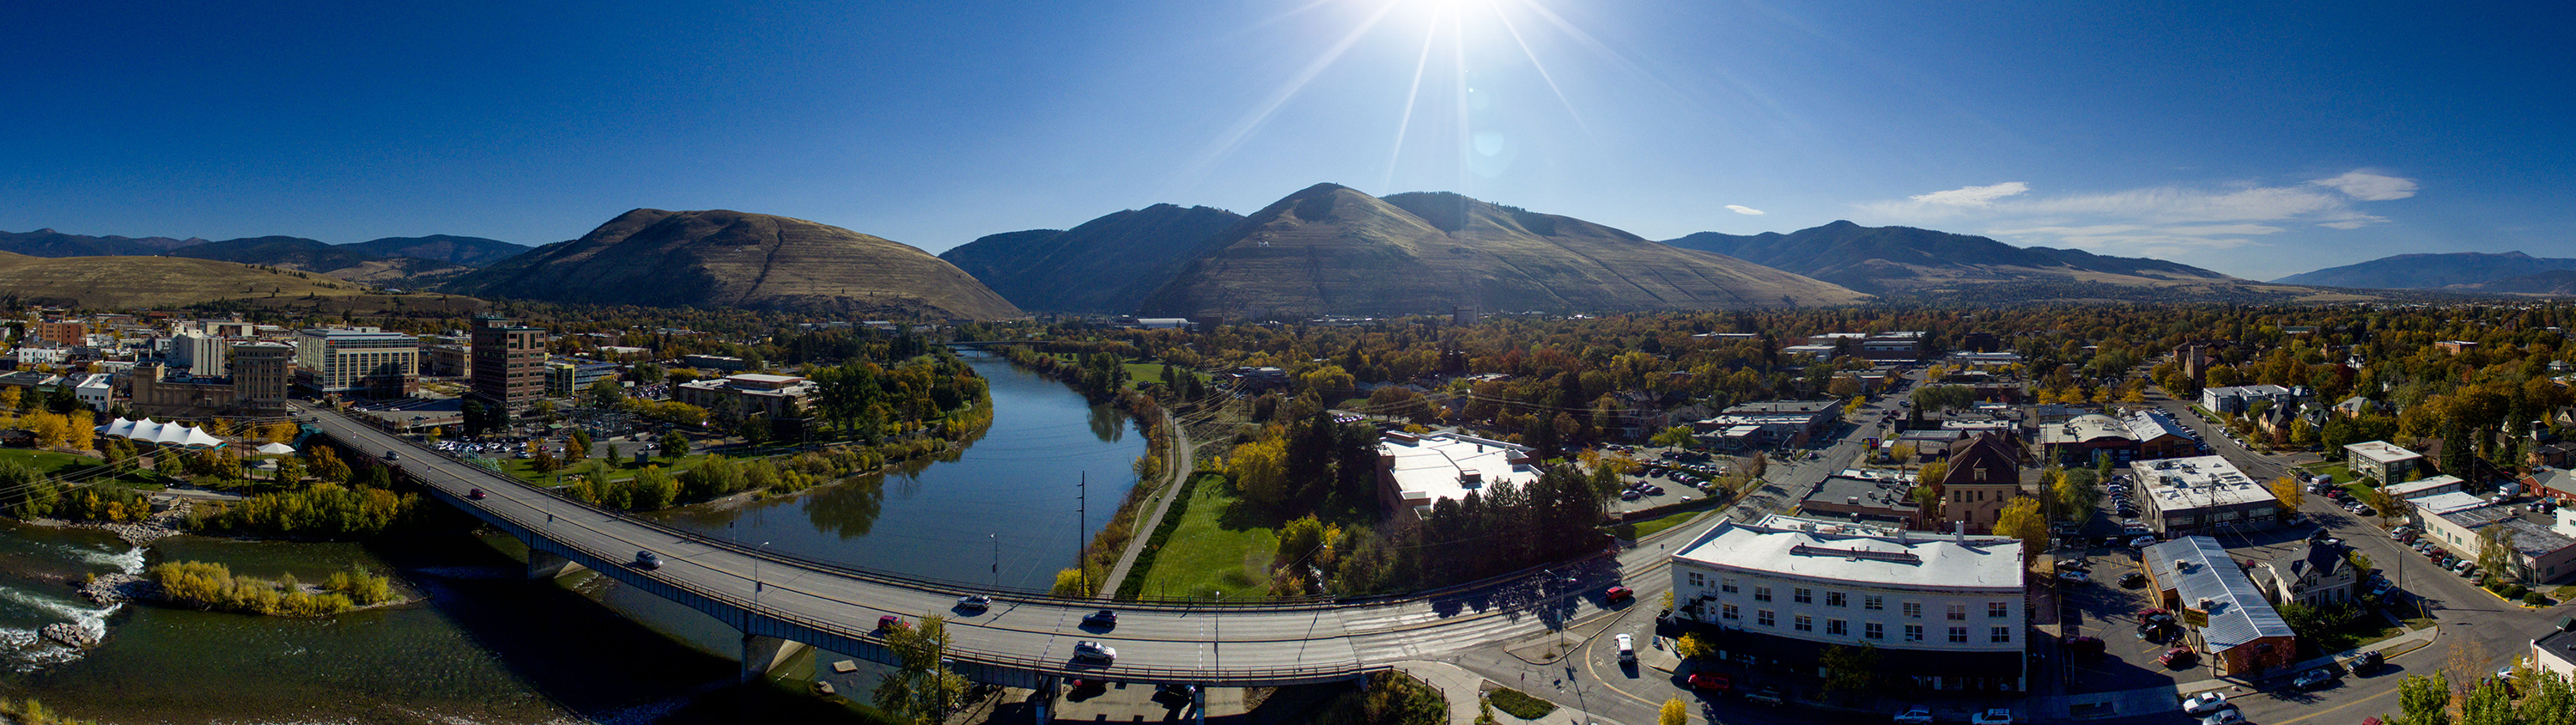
754;540;772;609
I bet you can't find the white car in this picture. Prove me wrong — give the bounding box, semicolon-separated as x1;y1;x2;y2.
2198;710;2246;725
1072;640;1115;663
2183;692;2228;715
1971;709;2014;725
1893;708;1935;725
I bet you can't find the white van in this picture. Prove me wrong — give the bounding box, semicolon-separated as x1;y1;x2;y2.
1615;633;1636;663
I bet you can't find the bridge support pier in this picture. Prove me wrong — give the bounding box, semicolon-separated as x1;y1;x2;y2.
741;634;810;684
526;550;587;580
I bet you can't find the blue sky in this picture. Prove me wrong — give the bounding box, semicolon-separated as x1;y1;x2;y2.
3;0;2567;281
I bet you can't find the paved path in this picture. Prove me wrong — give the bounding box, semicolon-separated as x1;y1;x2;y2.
1098;408;1193;599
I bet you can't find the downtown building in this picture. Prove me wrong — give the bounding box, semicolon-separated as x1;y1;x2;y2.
1669;520;2027;691
469;315;548;410
294;327;421;399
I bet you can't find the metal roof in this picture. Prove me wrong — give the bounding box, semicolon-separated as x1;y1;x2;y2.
2142;536;2291;654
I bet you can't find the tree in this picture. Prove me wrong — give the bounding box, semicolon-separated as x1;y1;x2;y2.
658;430;690;459
1228;436;1291;513
1995;497;2047;563
1674;632;1715;660
2269;476;2306;516
2385;673;2451;725
1819;643;1880;700
1651;426;1695;448
874;614;968;725
585;380;625;410
2519;667;2575;725
566;430;591;462
1659;698;1687;725
2461;676;2515;725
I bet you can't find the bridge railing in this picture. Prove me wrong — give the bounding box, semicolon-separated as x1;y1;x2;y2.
328;408;1625;614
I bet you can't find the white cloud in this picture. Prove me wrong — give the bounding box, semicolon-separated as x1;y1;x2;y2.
1911;182;2028;207
1853;169;2415;260
2309;171;2419;201
1724;204;1765;216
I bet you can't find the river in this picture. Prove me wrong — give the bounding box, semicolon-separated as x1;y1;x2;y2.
0;351;1144;723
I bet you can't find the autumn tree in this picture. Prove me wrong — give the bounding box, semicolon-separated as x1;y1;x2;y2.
875;614;968;725
2269;476;2306;516
1995;497;2047;563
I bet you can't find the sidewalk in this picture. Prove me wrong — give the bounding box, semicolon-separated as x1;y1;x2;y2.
1397;661;1626;725
1097;410;1192;598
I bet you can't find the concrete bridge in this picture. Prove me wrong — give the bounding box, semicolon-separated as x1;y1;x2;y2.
298;405;1643;692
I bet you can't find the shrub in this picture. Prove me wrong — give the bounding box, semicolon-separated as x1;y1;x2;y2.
1486;688;1557;720
2525;591;2553;606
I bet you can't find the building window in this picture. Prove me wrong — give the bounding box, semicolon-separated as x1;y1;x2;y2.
1905;624;1923;642
1826;591;1846;607
1722;604;1739;620
1754;587;1771;602
1826;619;1848;636
1992;626;2012;643
1687;572;1705;588
1794;588;1813;604
1949;627;1969;643
1947;604;1967;621
1989;601;2009;618
1865;622;1885;640
1904;601;1922;618
1795;615;1814;632
1721;578;1737;593
1758;610;1775;627
1864;595;1884;611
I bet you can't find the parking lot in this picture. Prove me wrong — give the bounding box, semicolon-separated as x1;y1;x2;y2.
2054;545;2191;696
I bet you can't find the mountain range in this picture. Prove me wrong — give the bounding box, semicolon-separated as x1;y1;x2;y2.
442;209;1023;320
1133;184;1869;317
1660;221;2237;295
0;228;531;289
2271;252;2576;289
939;204;1244;314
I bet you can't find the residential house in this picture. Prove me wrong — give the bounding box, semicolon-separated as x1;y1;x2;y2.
2259;543;2358;609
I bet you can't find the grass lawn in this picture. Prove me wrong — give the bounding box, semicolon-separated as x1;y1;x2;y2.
0;448;105;475
1612;510;1707;541
490;452;727;485
1134;472;1277;600
1120;361;1207;386
2300;462;2354;483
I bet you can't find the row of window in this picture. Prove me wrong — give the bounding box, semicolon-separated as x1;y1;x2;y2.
1693;572;2006;618
1722;604;2011;643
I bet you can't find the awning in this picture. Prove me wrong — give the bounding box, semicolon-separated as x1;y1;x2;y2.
94;417;228;448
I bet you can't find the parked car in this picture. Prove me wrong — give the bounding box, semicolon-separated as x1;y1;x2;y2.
1686;673;1732;692
2352;505;2377;517
1893;708;1935;725
2130;535;2160;548
2292;668;2336;690
2060;560;2092;572
2183;691;2228;715
1605;586;1635;603
2057;570;2090;584
2064;636;2106;656
2121;571;2149;588
2198;710;2246;725
1971;709;2015;725
2369;580;2395;598
2160;647;2198;668
1744;685;1785;707
2347;650;2385;675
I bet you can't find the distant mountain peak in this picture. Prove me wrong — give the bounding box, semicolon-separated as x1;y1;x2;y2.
1659;220;2233;295
2273;250;2576;289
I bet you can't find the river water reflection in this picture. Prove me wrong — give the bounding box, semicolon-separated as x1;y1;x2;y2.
0;351;1142;722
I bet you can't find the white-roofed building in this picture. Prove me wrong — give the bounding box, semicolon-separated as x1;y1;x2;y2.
2202;384;2296;415
2136;455;2280;535
2384;475;2467;501
2143;536;2296;675
1374;431;1539;517
1669;521;2027;692
673;373;814;419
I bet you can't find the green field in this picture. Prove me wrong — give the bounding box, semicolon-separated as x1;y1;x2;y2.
484;451;727;486
1121;361;1208;387
0;448;164;488
1135;472;1277;600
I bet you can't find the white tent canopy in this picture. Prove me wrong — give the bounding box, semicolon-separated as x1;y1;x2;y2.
94;417;228;448
253;442;297;454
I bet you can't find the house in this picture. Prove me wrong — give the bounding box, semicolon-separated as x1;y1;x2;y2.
1935;433;2027;535
2334;396;2385;419
2526;469;2576;503
2531;442;2576;471
1669;521;2027;691
2436;340;2478;354
2259;543;2358;609
2143;537;2297;676
2344;441;2425;484
2534;621;2576;681
2202;384;2295;415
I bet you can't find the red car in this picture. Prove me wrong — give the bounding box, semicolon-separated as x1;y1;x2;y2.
1686;673;1732;692
1604;586;1635;603
878;615;904;631
467;488;485;500
2159;647;2196;668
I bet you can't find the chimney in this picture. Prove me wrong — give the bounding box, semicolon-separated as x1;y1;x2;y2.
1954;521;1966;542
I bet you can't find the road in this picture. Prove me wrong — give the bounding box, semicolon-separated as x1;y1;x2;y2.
295;403;1686;687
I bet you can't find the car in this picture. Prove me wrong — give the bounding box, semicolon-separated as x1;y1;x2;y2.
467;488;485;500
1620;490;1642;501
2160;647;2198;668
2348;650;2385;674
2198;710;2246;725
1605;586;1635;603
2064;636;2106;656
385;450;400;461
1615;633;1636;663
1971;709;2015;725
2182;692;2229;715
2131;535;2160;548
1072;640;1116;663
957;594;993;612
1744;685;1785;707
2138;608;2172;624
2368;580;2394;598
1893;708;1935;725
2121;571;2149;588
2057;570;2089;584
1084;609;1118;627
1686;673;1731;692
633;550;662;570
2352;506;2377;517
2060;560;2092;572
2291;668;2336;690
878;614;903;631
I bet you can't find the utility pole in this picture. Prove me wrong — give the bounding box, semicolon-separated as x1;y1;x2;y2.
1078;472;1087;595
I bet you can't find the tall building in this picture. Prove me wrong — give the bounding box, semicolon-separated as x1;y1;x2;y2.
33;320;85;347
294;327;420;398
230;341;292;414
469;316;547;409
171;332;230;376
